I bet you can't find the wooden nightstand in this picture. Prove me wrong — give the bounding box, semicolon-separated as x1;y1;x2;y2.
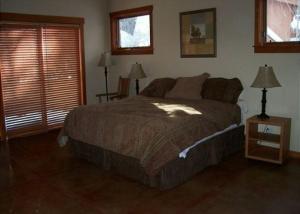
245;116;291;164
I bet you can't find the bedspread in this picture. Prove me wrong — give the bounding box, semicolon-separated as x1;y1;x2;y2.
59;96;240;175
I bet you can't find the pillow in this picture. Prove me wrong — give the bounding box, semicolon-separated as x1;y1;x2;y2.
140;78;176;98
201;78;243;104
165;73;210;100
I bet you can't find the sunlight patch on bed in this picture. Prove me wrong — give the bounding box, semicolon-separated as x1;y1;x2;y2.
153;103;202;117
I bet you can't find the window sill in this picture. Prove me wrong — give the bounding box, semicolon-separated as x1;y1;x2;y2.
254;43;300;53
111;47;153;55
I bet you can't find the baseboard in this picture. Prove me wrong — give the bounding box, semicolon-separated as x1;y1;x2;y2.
289;151;300;159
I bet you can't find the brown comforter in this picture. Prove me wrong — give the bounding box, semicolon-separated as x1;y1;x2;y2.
60;96;241;175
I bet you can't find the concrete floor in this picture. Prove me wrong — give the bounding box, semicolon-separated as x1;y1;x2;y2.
0;131;300;214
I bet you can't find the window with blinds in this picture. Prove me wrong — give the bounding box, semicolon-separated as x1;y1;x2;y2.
0;22;85;139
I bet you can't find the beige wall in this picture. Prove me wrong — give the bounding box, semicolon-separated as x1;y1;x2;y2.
109;0;300;152
1;0;109;104
1;0;299;152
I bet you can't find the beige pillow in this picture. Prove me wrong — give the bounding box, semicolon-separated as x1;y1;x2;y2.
165;73;210;100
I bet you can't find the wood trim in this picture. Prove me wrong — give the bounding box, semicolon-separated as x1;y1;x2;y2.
37;27;48;132
110;5;153;55
254;0;265;48
0;63;7;143
254;43;300;53
79;24;87;104
254;0;300;53
289;151;300;159
6;127;62;141
111;47;153;55
0;12;84;25
110;5;153;18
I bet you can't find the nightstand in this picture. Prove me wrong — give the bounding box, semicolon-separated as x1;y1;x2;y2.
245;116;291;164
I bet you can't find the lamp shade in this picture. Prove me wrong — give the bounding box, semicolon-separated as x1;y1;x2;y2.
251;65;281;88
129;63;146;79
98;52;112;67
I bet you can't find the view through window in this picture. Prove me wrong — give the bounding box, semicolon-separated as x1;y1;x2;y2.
266;0;300;42
119;15;150;48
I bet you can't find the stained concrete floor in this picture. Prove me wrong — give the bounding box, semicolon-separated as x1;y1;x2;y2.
0;131;300;214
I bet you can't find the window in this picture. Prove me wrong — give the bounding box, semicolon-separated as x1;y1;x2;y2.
110;5;153;55
0;13;86;139
255;0;300;53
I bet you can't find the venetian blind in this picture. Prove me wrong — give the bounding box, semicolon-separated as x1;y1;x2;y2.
0;24;84;138
43;26;81;128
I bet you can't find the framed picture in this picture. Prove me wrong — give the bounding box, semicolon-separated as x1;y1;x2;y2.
180;8;216;58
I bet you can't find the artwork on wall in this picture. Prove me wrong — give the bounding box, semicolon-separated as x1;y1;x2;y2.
180;8;216;58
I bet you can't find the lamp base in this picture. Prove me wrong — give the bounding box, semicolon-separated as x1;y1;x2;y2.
256;113;270;120
104;66;109;102
135;79;140;95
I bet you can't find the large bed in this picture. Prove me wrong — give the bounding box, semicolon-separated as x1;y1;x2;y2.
59;75;245;189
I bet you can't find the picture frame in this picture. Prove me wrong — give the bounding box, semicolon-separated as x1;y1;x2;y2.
180;8;217;58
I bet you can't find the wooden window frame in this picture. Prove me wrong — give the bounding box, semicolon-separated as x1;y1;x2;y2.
110;5;153;55
254;0;300;53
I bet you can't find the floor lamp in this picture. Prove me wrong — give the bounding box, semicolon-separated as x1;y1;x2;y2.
129;63;147;95
98;52;112;102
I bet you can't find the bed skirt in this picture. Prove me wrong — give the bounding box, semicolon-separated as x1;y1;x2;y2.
69;125;244;190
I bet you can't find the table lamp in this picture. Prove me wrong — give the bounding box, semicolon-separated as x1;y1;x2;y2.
251;64;281;120
129;63;146;95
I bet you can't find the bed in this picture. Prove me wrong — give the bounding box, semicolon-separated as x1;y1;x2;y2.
59;75;244;189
